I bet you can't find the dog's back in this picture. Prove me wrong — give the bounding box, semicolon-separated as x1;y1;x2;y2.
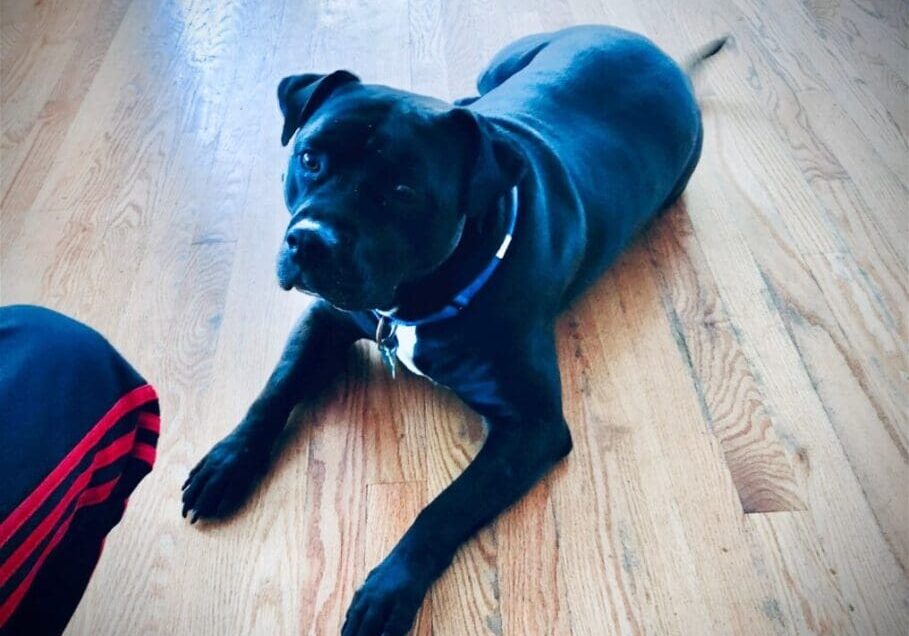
470;26;708;299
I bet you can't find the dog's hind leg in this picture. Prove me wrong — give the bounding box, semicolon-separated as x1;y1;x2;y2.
660;120;705;210
453;31;555;105
477;31;555;94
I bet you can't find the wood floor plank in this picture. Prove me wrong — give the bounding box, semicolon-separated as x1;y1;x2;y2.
795;0;908;143
795;88;908;265
296;360;371;636
554;295;716;635
423;398;502;636
1;0;213;310
648;206;806;514
364;483;431;636
496;472;571;636
855;0;909;43
682;106;908;633
733;0;908;187
0;0;145;203
1;0;88;160
62;1;308;634
713;1;909;269
744;512;858;634
700;97;908;570
1;0;133;214
632;0;908;576
800;0;909;93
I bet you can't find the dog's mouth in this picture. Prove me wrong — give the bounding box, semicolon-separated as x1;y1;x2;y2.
275;255;303;292
276;254;395;310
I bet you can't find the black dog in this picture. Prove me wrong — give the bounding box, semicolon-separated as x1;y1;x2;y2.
182;25;726;636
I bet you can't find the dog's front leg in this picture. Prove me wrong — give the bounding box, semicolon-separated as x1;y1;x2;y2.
343;335;572;636
182;300;364;521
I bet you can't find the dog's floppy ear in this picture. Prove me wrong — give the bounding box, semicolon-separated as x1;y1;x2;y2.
448;108;526;218
277;70;360;146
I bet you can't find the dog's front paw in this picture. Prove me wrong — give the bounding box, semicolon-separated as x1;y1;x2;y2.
342;554;431;636
181;431;270;522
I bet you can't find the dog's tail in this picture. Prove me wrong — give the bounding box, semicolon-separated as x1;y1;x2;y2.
683;35;730;78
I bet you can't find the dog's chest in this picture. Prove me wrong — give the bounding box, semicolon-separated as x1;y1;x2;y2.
391;326;467;391
394;325;427;378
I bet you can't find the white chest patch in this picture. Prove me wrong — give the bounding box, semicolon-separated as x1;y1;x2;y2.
394;325;426;378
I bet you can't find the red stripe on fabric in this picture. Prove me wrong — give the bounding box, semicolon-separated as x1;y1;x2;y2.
79;480;119;507
0;472;122;627
132;442;157;467
0;384;157;547
137;412;160;434
0;431;136;587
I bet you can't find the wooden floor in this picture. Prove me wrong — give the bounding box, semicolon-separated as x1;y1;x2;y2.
2;0;907;634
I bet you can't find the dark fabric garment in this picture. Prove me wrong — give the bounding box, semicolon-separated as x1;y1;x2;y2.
0;305;159;635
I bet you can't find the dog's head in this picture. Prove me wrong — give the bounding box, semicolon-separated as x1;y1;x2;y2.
275;71;525;310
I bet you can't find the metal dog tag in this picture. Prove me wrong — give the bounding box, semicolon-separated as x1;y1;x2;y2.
379;342;398;378
376;316;398;378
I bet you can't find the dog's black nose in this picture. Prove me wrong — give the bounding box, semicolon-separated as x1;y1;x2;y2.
285;221;340;262
286;228;323;260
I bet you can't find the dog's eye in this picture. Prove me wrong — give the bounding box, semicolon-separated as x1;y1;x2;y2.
300;151;321;173
392;184;419;202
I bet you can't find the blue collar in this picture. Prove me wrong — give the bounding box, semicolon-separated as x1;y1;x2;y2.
373;186;518;328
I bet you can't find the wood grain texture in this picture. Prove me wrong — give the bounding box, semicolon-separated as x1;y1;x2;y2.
0;0;906;634
648;205;806;514
364;483;431;636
